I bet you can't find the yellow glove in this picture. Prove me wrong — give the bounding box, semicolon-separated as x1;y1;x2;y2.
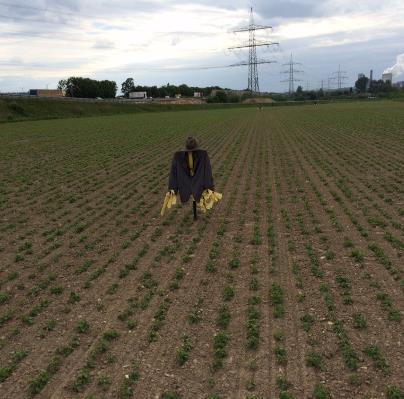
197;189;222;213
161;190;177;216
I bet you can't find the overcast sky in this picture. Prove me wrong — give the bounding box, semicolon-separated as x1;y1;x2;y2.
1;0;404;93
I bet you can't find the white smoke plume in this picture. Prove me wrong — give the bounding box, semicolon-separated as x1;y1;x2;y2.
384;53;404;76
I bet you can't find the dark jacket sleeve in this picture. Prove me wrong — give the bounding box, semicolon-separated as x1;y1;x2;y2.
168;153;178;193
203;152;214;190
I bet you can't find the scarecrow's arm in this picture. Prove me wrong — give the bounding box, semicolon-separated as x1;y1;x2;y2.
204;152;215;190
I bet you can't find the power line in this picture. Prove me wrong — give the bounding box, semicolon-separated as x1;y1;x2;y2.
228;7;277;94
281;53;303;95
0;60;255;72
230;60;276;67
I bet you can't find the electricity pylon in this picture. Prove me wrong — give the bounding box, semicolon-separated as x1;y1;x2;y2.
229;7;278;94
281;53;303;95
332;64;348;90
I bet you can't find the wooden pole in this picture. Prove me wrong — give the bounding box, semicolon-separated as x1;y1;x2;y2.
193;200;197;221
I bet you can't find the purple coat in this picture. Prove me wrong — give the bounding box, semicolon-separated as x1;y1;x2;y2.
168;149;214;203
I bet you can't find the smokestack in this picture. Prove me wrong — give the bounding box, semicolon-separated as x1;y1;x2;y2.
367;69;373;92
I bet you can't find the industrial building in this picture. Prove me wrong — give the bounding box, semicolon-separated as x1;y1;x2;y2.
29;89;63;97
129;91;147;99
382;73;393;84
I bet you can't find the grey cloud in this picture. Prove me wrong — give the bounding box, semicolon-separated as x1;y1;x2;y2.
250;0;321;20
0;0;322;37
0;57;89;69
0;0;320;22
0;0;84;23
91;22;129;31
0;0;399;25
0;28;93;43
92;40;115;49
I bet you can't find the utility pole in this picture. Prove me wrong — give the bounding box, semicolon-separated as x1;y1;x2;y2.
319;80;325;91
332;64;348;90
281;53;303;95
229;7;278;95
327;75;333;91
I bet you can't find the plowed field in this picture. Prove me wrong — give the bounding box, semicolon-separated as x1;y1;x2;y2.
0;102;403;399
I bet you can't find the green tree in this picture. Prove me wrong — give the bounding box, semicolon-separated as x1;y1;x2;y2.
295;85;304;100
355;76;369;93
178;84;193;97
121;78;135;97
57;77;117;98
57;79;67;91
98;80;117;98
214;90;228;103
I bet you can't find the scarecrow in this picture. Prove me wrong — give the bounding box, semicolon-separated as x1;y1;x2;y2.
161;136;222;220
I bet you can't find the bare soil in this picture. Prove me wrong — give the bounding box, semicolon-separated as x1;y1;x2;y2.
0;103;403;399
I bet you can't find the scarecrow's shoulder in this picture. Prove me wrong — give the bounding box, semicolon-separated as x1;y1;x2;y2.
174;149;207;156
173;150;184;158
194;149;208;157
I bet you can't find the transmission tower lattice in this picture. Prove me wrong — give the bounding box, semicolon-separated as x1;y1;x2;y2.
281;53;303;95
332;64;348;90
229;7;278;94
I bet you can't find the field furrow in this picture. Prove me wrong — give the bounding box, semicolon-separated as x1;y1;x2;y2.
1;102;403;399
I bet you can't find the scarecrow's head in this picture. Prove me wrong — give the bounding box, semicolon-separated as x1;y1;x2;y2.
185;136;199;151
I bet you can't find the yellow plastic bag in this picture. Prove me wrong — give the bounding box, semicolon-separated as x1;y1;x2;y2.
160;190;177;216
197;189;223;213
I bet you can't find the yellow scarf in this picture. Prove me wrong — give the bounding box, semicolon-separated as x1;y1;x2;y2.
187;151;195;177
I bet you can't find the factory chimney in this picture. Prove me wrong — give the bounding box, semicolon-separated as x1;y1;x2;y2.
367;69;373;91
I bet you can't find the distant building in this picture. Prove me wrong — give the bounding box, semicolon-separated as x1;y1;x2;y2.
382;73;393;84
29;89;63;97
193;92;202;98
175;94;182;98
393;81;404;89
129;91;147;99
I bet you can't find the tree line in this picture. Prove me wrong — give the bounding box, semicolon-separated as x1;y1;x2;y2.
57;76;226;99
58;77;117;98
120;78;225;98
57;75;402;101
